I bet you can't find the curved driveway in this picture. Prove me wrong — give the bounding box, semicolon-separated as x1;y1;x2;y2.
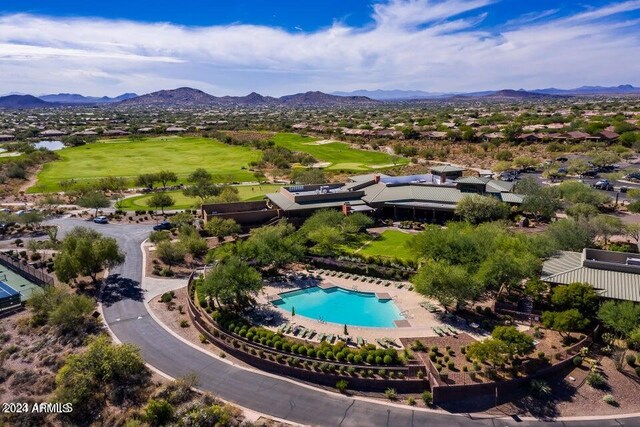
51;218;639;427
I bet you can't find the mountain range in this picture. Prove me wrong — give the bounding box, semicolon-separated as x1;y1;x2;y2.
117;88;378;107
38;92;138;104
332;85;640;100
0;84;638;108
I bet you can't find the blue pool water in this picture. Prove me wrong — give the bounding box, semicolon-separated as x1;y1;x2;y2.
273;286;403;328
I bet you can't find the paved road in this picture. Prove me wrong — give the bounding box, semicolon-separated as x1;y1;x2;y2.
50;218;640;427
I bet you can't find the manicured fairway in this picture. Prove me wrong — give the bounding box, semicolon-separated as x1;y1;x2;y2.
118;184;282;210
29;136;261;193
357;230;416;261
272;133;407;171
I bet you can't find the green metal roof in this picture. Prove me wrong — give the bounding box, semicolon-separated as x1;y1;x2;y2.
500;193;525;204
542;251;640;302
266;192;368;212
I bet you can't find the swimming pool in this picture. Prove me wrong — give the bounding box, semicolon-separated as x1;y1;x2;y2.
272;286;403;328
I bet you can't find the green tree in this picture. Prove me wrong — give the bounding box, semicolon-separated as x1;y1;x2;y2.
557;181;610;207
291;168;326;184
590;215;624;246
598;301;640;370
491;326;535;358
54;227;125;283
147;192;175;214
466;338;509;367
503;122;523;143
566;203;600;221
412;259;478;310
547;218;593;251
136;173;158;189
55;335;149;420
198;256;262;308
157;170;178;190
183;168;220;200
590;151;620;169
28;286;67;325
542;309;589;337
240;222;304;268
455;195;509;224
169;211;195;229
205;217;241;239
476;251;539;295
550;282;599;317
155;241;186;271
598;301;640;339
76;191;110;217
49;294;96;336
308;225;344;256
342;212;374;235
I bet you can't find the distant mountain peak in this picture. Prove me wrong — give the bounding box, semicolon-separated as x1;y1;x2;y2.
39;92;138;104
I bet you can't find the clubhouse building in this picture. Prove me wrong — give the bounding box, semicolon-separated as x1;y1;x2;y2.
202;166;524;226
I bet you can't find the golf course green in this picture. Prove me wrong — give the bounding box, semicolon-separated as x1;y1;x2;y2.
30;133;404;193
29;136;260;193
273;133;406;171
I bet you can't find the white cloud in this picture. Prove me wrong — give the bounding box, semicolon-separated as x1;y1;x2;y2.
0;1;638;96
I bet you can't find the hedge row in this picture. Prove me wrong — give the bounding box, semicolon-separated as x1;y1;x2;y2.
214;310;403;366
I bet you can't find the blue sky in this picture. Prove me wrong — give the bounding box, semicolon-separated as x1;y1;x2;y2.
1;0;639;95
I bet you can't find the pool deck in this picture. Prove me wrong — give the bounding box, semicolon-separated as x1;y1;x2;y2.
257;270;487;347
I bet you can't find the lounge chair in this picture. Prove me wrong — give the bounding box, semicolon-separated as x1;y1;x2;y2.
376;338;387;348
357;336;364;347
285;324;294;334
318;333;326;342
307;330;316;339
432;327;443;337
446;325;458;336
396;283;404;289
277;323;288;333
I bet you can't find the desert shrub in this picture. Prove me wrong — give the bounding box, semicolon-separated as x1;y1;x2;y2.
572;356;583;366
144;399;174;426
384;388;397;400
336;379;348;393
160;292;173;303
529;379;551;397
179;320;189;328
407;397;416;406
587;372;607;389
410;340;426;351
421;390;432;405
625;354;636;367
603;394;616;405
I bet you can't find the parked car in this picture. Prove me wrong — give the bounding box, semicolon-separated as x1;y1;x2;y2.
594;179;613;191
153;221;173;231
581;169;599;178
625;172;640;181
93;216;109;224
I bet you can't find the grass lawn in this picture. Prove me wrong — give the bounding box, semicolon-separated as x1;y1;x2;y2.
273;133;407;171
29;136;261;193
117;184;282;211
356;230;416;261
